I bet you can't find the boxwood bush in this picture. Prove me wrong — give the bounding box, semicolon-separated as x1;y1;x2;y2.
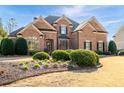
1;38;14;55
29;50;41;56
33;52;50;60
51;50;70;61
70;49;98;66
65;49;73;54
15;37;28;55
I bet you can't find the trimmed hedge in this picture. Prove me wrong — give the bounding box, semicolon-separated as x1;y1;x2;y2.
51;50;70;61
1;38;14;55
70;49;98;66
65;49;73;54
0;39;5;54
33;52;50;60
15;37;28;55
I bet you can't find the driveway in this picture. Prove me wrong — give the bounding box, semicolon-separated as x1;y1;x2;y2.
4;56;124;87
0;56;32;62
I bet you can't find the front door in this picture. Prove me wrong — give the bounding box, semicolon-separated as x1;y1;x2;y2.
46;39;53;52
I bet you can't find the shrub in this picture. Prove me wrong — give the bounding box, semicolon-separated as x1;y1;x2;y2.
95;51;103;55
103;51;111;55
15;37;28;55
52;63;58;68
38;61;43;65
33;52;50;60
21;65;29;70
94;52;99;64
19;61;26;65
1;38;14;55
0;39;4;54
51;50;70;61
29;50;41;56
65;49;73;54
62;62;68;67
70;50;98;66
108;40;117;54
33;64;41;69
118;50;124;55
43;63;49;68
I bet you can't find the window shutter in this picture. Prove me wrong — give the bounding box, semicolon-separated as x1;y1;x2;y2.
97;42;99;51
59;26;61;34
103;42;105;52
66;26;68;34
90;42;92;50
84;42;86;49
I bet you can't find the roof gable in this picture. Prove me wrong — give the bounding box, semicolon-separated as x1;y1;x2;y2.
17;24;44;35
54;15;73;24
45;15;79;31
74;16;107;33
33;16;56;31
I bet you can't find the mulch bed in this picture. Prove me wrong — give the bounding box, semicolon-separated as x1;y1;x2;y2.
0;62;102;86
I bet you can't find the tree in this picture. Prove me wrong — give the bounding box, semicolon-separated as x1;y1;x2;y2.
108;40;117;54
1;38;14;55
15;37;28;55
0;18;7;39
5;18;17;34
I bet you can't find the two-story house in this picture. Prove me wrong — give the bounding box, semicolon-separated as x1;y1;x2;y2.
9;15;108;52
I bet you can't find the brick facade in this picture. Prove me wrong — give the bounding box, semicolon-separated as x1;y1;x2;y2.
10;16;108;52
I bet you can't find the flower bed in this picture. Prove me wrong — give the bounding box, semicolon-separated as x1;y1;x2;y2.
0;49;102;86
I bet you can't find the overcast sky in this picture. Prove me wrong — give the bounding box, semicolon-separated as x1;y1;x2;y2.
0;5;124;40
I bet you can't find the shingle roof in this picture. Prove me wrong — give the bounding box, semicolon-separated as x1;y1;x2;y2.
74;16;107;33
9;27;24;37
45;16;79;31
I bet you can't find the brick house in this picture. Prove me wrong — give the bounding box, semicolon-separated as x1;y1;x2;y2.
10;15;108;52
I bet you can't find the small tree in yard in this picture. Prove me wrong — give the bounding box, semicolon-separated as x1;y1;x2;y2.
15;37;28;55
108;40;117;55
1;38;14;55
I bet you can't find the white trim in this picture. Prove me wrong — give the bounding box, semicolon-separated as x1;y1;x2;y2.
89;16;107;32
74;16;107;32
33;16;56;31
17;24;44;35
86;40;90;42
74;22;95;31
98;40;103;43
54;15;72;25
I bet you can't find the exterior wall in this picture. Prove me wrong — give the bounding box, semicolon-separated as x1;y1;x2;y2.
89;20;103;31
95;32;107;51
53;18;73;49
114;29;124;50
71;31;78;49
78;24;97;51
13;17;108;51
77;24;107;51
18;25;45;50
42;31;57;50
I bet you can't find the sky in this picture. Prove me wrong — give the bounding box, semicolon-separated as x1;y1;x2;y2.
0;5;124;40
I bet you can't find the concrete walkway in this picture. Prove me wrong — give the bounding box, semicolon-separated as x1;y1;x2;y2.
0;56;32;62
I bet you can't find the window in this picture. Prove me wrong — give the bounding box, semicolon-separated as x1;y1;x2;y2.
84;40;92;50
25;37;39;50
97;41;104;52
59;39;68;49
60;25;67;35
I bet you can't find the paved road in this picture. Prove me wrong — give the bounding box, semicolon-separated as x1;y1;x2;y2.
4;56;124;87
0;56;32;62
